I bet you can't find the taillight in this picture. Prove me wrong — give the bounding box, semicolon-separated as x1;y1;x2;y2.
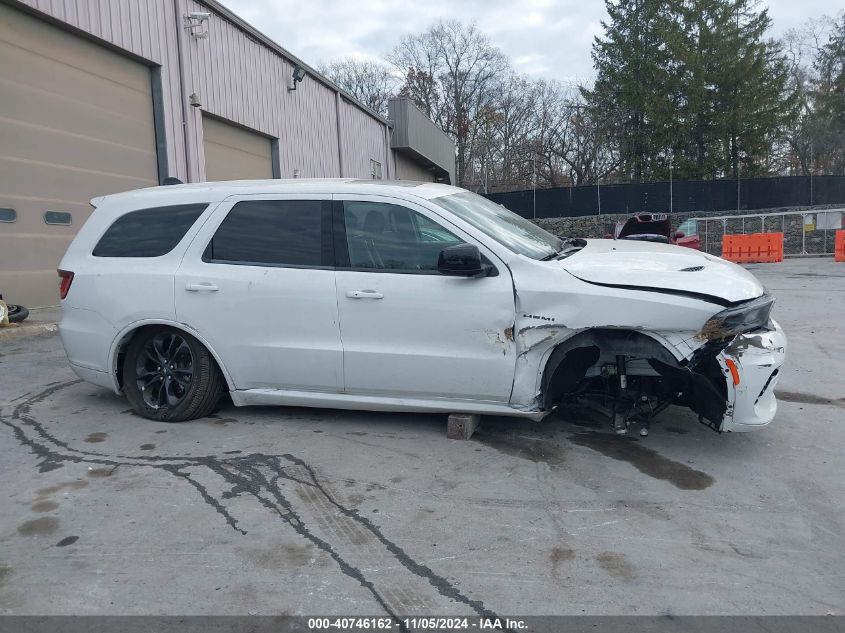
58;269;74;300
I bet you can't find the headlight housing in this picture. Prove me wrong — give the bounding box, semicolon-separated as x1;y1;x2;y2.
700;294;775;341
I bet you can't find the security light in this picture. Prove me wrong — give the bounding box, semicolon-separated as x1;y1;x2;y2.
288;65;306;91
184;12;211;38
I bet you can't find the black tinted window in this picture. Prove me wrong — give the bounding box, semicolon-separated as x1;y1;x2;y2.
206;200;323;266
342;201;463;272
93;204;208;257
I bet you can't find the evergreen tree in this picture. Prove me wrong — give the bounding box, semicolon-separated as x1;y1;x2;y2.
587;0;797;182
813;15;845;173
584;0;677;182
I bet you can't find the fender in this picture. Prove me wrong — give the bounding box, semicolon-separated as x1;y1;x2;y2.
108;318;236;394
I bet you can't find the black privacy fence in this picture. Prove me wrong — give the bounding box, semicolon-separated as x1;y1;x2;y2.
485;175;845;219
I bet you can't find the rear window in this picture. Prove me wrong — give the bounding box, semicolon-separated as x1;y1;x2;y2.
204;199;325;267
93;204;208;257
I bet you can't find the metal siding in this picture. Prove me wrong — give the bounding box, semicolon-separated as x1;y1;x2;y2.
339;98;388;179
395;153;435;182
160;0;186;179
179;0;341;179
11;0;441;186
388;98;456;183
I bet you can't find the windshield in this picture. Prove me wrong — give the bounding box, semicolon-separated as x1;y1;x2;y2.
433;191;563;259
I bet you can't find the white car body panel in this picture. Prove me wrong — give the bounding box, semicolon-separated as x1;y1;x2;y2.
332;193;516;402
560;239;764;303
231;388;545;420
717;320;786;431
174;194;343;392
57;179;787;432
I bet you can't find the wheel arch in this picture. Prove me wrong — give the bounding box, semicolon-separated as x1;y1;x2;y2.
539;328;681;410
109;319;235;394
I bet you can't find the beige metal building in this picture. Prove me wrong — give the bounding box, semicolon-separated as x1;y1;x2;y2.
0;0;455;307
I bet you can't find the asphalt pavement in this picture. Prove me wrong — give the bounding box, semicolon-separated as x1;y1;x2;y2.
0;259;843;616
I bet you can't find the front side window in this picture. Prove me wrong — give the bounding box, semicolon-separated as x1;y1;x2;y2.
93;204;207;257
205;199;324;267
341;201;463;272
434;191;563;260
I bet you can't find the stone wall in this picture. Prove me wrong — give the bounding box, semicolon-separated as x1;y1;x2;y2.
532;204;844;257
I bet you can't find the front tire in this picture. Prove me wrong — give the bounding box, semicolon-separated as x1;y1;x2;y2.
123;327;224;422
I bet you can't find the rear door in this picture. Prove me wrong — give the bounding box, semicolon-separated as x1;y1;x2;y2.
333;194;517;402
175;194;342;391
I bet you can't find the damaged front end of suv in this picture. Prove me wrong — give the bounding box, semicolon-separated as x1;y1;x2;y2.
508;240;787;434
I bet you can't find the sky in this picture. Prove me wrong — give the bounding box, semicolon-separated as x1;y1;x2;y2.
221;0;839;83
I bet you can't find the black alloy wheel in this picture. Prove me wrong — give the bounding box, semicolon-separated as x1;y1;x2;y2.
124;326;224;422
136;331;195;409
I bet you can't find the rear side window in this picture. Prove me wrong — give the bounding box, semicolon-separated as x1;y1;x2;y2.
204;200;326;267
93;203;208;257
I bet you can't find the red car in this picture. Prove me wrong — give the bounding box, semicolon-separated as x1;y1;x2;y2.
607;214;701;250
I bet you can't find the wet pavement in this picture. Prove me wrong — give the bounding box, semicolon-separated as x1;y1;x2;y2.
0;259;843;616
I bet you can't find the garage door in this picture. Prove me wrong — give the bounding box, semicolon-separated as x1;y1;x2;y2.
0;4;158;307
203;115;273;181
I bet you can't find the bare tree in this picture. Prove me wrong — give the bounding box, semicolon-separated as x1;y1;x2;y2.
473;74;538;192
529;82;620;187
318;58;398;116
389;20;510;186
779;15;838;175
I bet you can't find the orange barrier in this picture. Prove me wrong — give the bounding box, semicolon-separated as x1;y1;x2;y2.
836;230;845;263
722;232;784;263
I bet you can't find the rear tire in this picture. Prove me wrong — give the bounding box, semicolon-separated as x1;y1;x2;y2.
123;326;224;422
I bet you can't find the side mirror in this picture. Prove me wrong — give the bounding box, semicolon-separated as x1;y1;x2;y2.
438;244;489;277
675;231;685;239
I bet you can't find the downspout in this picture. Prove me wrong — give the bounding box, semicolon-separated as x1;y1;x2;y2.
173;0;193;181
334;91;345;177
383;122;391;180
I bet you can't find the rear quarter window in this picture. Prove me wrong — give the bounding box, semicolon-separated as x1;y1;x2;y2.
93;203;208;258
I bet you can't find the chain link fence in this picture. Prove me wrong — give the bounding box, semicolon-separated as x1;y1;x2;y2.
693;209;844;257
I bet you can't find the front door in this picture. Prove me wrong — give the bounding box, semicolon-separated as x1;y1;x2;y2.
333;194;516;402
176;194;342;391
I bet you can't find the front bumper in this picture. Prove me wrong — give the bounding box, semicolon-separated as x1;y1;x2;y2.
717;319;786;431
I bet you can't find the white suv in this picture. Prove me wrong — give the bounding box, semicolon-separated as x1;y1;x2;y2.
58;179;785;433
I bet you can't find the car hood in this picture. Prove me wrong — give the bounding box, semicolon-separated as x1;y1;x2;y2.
559;239;764;304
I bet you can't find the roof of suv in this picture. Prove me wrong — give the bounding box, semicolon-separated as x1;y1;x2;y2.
92;179;463;208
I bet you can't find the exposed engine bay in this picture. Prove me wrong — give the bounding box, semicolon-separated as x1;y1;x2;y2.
540;294;783;435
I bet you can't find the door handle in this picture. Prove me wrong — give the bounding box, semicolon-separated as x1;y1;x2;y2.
185;283;219;292
346;290;383;299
